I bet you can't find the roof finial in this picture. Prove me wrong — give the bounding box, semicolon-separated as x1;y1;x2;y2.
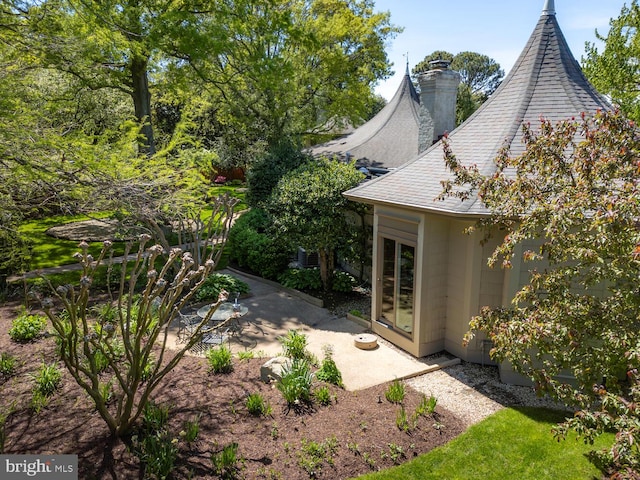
404;52;410;76
542;0;555;15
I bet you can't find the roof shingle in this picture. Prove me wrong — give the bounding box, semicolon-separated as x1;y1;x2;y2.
345;7;612;216
310;71;421;170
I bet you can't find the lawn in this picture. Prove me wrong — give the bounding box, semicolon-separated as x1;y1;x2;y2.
356;407;612;480
18;212;124;270
17;184;247;272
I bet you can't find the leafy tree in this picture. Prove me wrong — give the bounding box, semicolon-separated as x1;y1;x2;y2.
6;0;263;155
247;140;312;208
267;158;364;290
440;110;640;476
451;51;503;100
583;0;640;122
39;197;236;438
413;50;504;124
187;0;400;148
0;195;31;292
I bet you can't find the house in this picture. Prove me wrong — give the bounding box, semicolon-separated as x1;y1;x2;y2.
310;60;459;176
343;0;612;384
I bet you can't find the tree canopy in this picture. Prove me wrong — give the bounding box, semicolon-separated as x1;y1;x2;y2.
583;0;640;123
4;0;398;155
267;157;365;290
0;0;398;283
185;0;399;148
412;50;504;124
440;109;640;476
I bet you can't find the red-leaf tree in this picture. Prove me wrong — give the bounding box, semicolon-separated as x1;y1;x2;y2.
440;109;640;477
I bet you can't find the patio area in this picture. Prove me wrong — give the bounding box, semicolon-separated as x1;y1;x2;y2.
168;269;458;391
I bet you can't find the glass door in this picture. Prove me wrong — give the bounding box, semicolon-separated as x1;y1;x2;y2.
380;238;415;337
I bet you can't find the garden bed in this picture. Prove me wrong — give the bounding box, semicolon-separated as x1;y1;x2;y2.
0;299;463;479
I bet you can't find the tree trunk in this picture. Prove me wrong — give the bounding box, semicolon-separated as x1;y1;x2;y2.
130;56;156;156
318;248;335;291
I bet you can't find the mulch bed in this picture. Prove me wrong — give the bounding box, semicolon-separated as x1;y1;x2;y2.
0;299;465;479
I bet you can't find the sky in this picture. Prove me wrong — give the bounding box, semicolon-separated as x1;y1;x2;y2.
373;0;627;100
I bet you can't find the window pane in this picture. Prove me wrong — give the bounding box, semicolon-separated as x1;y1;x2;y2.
381;238;396;323
396;244;414;334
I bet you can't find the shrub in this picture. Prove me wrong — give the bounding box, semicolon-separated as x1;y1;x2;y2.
246;139;310;207
207;345;233;374
278;330;309;360
30;390;49;413
39;202;236;438
136;431;178;480
314;386;332;406
0;353;17;378
331;271;356;292
236;350;256;361
99;379;114;404
396;406;416;432
211;442;245;479
298;436;339;477
8;312;46;342
195;273;250;303
141;354;156;382
32;362;62;397
134;401;178;478
227;208;293;280
385;379;406;404
277;359;314;407
315;345;344;388
415;394;437;416
142;401;170;434
182;414;201;444
278;268;322;291
246;393;271;417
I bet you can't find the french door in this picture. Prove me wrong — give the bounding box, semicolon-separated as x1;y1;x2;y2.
379;237;415;338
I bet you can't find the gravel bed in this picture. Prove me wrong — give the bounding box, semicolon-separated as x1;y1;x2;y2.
407;361;569;428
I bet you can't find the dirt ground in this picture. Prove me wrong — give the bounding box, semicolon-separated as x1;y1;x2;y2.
0;299;466;479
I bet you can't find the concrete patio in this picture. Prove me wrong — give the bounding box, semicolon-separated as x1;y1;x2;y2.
170;269;459;391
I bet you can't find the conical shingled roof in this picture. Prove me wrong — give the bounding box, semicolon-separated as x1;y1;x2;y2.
345;3;612;215
310;70;420;170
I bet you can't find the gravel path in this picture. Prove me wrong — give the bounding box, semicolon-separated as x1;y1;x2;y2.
407;361;568;428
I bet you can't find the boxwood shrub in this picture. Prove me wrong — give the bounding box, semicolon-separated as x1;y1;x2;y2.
227;209;293;280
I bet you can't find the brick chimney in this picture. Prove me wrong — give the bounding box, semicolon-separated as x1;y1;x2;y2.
418;60;460;152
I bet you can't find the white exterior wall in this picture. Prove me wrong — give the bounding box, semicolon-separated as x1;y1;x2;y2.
417;213;450;356
445;220;481;359
465;236;505;365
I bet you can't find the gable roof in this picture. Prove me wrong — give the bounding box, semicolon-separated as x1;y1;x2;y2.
310;69;421;170
345;2;612;216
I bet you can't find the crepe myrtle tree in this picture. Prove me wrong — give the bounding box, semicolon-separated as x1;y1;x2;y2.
38;219;236;438
439;109;640;476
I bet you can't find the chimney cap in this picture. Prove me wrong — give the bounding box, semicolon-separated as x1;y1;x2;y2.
429;59;451;70
542;0;555;15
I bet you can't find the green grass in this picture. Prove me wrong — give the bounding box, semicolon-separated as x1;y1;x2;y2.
18;186;246;272
356;407;612;480
19;212;126;269
207;184;247;212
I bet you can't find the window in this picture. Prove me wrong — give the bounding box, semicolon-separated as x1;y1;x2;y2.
380;237;415;337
